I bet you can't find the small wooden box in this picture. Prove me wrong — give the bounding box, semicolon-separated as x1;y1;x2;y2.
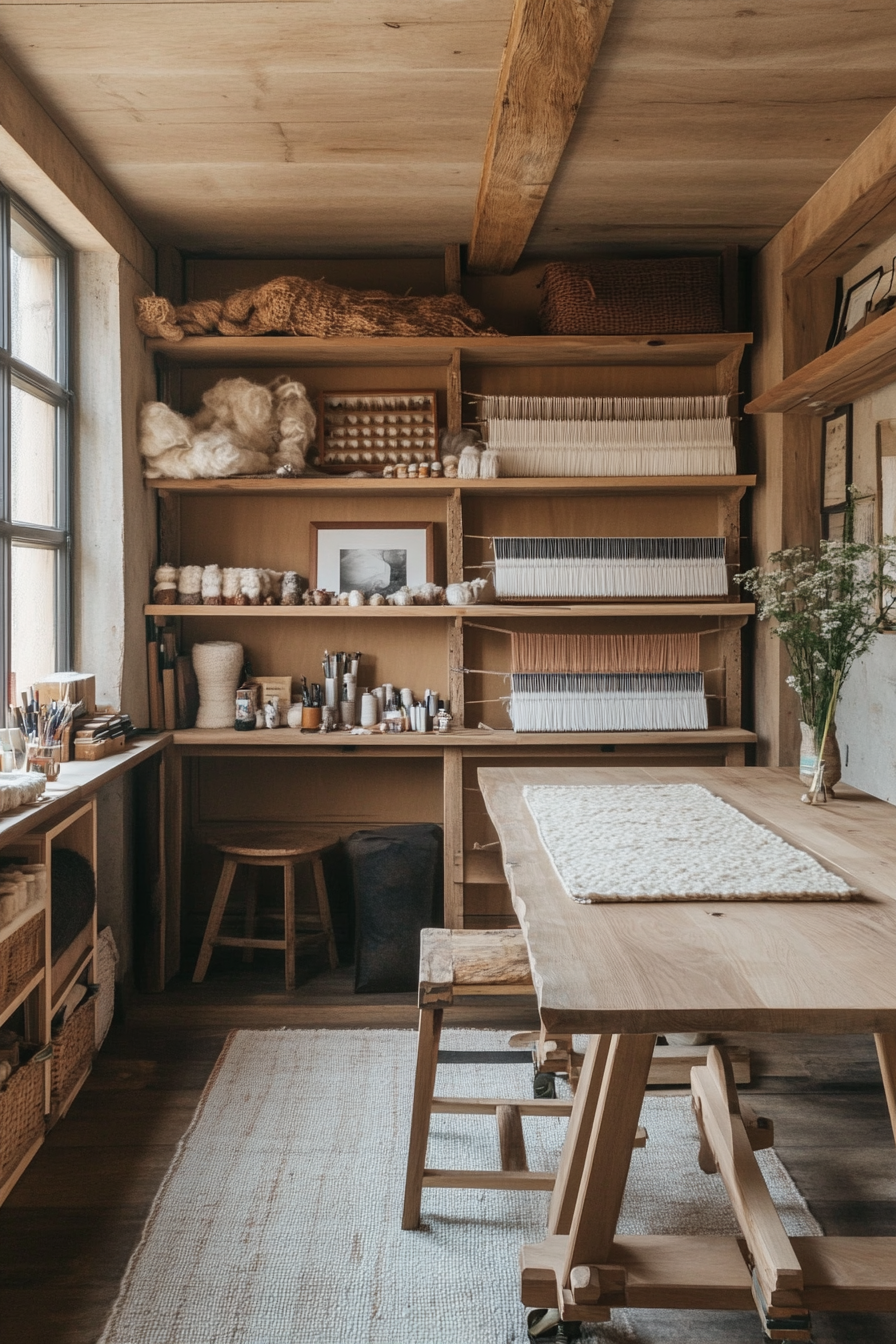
318;391;438;473
74;736;127;762
33;673;96;717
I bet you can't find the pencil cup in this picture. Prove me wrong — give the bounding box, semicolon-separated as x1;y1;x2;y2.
325;678;337;709
302;706;322;730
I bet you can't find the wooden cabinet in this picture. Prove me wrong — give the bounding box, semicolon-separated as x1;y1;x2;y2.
0;797;98;1204
148;332;756;944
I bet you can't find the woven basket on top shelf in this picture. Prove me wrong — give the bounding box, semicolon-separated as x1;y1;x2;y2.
0;1051;47;1188
538;258;725;336
51;992;97;1112
0;911;44;1013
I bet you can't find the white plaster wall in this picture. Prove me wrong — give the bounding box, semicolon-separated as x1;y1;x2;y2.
834;243;896;802
73;252;156;721
70;253;155;982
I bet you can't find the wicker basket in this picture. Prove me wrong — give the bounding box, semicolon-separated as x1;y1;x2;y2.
0;911;44;1015
51;992;97;1112
0;1050;47;1189
538;258;724;336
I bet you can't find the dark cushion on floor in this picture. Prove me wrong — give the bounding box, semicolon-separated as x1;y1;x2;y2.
347;824;443;993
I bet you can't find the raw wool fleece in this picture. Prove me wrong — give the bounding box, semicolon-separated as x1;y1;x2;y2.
523;783;857;902
139;374;316;479
134;276;502;341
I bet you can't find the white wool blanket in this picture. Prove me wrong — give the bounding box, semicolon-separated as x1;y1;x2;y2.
523;783;856;902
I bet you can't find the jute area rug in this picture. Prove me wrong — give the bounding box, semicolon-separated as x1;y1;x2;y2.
100;1029;821;1344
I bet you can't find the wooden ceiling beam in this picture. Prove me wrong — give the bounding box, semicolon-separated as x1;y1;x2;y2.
467;0;614;275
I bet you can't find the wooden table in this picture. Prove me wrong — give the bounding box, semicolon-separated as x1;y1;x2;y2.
479;765;896;1341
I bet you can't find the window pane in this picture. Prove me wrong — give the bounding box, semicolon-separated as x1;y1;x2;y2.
11;544;57;697
10;214;57;379
11;385;56;527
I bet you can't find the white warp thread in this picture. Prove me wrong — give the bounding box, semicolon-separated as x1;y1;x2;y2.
509;673;708;732
489;443;737;477
523;783;857;902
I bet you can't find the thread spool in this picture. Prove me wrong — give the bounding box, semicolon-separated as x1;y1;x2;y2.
360;693;378;728
193;641;244;729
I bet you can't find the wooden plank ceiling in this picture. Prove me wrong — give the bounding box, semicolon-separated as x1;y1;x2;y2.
0;0;895;262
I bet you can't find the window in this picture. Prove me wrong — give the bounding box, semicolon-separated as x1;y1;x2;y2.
0;187;72;715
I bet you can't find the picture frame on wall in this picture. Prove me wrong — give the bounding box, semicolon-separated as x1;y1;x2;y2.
821;405;852;519
310;522;434;597
833;267;883;345
878;419;896;540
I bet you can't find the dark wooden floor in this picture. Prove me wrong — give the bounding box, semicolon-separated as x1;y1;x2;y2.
1;953;895;1344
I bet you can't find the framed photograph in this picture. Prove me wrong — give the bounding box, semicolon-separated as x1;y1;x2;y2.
878;419;896;540
821;405;852;511
310;522;434;596
834;266;883;344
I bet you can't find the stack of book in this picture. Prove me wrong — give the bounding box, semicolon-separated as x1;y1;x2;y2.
74;713;135;761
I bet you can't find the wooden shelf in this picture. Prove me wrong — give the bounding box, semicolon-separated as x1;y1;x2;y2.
173;726;756;749
147;602;754;619
147;333;752;369
147;474;755;497
746;306;896;415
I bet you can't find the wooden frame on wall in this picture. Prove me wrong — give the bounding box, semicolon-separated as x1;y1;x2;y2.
309;521;434;596
821;404;852;538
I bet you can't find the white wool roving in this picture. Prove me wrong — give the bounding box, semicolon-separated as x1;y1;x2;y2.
177;565;203;603
222;568;243;602
458;445;481;479
241;568;263;604
139;376;317;480
192;642;244;728
523;783;857;903
201;565;223;603
192;378;275;454
269;375;316;471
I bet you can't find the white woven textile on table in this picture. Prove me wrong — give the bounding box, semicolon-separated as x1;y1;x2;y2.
523;783;856;902
492;537;729;599
99;1028;821;1344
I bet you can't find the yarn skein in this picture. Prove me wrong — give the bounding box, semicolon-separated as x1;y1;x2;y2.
192;642;244;728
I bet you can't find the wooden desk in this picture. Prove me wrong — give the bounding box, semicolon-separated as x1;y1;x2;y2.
479;765;896;1340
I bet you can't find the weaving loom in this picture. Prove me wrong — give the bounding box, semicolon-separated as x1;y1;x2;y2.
474;394;736;478
492;536;729;600
507;632;709;733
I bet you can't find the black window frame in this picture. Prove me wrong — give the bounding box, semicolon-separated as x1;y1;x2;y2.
0;184;73;713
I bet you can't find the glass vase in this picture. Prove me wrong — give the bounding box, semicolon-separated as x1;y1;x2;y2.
799;720;842;794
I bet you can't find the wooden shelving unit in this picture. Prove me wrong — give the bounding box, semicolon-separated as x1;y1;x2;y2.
0;797;98;1205
746;306;896;415
148;332;752;368
150;474;756;498
148;602;755;619
150;329;755;930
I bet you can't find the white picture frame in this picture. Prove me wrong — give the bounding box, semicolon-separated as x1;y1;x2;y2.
310;522;434;596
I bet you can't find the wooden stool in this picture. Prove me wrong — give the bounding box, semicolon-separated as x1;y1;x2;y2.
193;832;338;990
401;928;647;1230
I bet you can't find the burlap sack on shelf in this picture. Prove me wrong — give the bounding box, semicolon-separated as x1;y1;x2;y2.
538;258;725;336
136;275;502;342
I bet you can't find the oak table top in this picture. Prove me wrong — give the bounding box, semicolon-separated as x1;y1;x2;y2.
478;765;896;1037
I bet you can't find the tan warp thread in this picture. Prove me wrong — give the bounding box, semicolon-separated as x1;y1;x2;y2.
510;632;700;675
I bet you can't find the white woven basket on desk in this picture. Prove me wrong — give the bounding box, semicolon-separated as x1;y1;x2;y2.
192;641;244;728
